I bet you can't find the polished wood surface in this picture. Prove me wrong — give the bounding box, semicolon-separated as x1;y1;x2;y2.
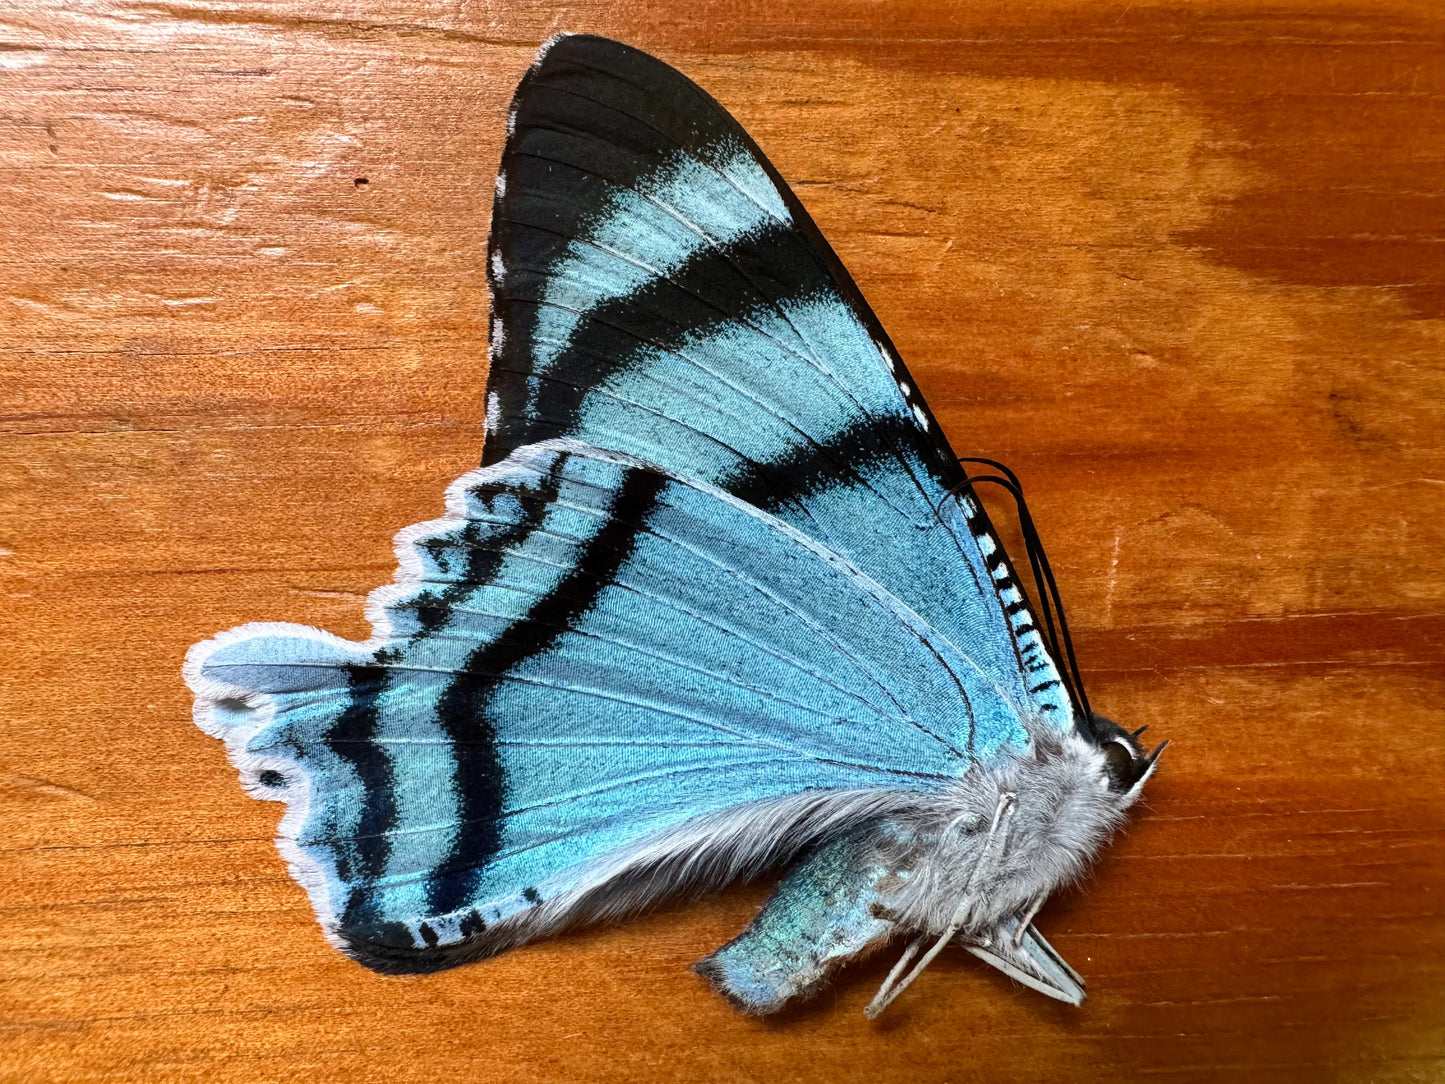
2;3;1442;1081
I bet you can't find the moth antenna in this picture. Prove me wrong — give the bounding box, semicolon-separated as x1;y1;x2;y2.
946;459;1095;726
864;792;1018;1019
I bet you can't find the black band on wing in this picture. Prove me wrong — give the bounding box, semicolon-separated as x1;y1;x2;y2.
325;664;394;892
421;464;670;918
331;455;570;937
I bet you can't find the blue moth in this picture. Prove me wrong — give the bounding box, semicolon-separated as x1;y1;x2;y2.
185;34;1164;1016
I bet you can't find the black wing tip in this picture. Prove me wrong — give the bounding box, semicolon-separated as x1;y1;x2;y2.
529;32;679;80
515;33;954;477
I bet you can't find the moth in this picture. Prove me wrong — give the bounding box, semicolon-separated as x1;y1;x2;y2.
186;34;1163;1017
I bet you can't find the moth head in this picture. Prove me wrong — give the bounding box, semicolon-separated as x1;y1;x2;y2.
1085;711;1168;797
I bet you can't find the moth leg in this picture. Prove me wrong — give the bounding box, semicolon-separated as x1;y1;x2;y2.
694;828;906;1014
959;915;1085;1005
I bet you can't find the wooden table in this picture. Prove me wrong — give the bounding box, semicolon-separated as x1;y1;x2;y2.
2;3;1441;1080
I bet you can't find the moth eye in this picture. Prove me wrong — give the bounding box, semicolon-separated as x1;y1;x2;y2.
258;770;286;788
1102;740;1137;790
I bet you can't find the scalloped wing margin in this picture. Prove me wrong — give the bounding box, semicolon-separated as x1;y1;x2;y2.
185;441;1032;970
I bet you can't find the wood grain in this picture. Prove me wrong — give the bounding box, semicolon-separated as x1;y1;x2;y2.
2;2;1442;1081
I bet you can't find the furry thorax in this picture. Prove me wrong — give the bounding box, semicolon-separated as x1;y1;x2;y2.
878;724;1145;936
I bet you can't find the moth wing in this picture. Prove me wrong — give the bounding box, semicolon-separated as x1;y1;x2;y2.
488;34;1078;736
695;828;902;1014
186;442;1027;971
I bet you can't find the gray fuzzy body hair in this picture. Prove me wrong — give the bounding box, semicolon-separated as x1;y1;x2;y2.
882;725;1142;935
